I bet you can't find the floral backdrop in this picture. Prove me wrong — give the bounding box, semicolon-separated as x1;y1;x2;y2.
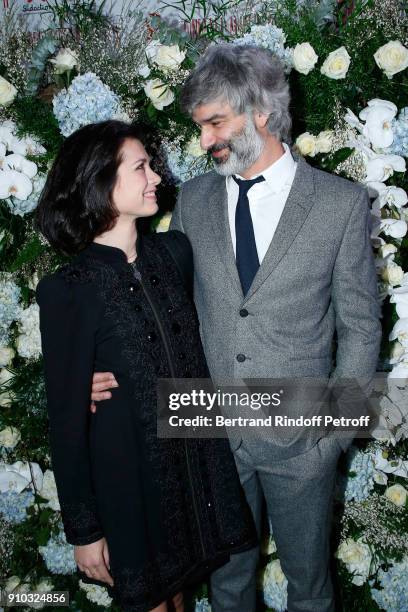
0;0;407;610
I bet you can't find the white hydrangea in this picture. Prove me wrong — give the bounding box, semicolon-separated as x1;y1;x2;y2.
79;580;113;606
16;304;41;360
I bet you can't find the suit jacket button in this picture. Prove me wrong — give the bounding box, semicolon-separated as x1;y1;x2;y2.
236;354;246;363
239;308;249;317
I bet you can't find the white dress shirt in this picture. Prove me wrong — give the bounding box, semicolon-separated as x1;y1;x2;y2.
226;142;297;263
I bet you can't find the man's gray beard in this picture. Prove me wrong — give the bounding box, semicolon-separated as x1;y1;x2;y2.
212;115;265;176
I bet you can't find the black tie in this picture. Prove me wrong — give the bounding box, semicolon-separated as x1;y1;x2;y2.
233;175;265;295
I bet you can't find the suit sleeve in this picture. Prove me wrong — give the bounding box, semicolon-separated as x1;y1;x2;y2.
169;183;186;233
36;275;104;546
330;188;382;385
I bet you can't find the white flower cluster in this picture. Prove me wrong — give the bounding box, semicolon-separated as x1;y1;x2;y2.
0;273;22;346
0;120;46;216
16;303;41;360
343;99;408;386
79;579;113;606
2;576;54;610
336;537;375;586
139;41;186;110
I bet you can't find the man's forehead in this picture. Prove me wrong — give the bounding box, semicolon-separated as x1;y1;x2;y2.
192;100;236;123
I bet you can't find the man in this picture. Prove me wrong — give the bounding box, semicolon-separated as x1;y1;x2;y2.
91;45;381;611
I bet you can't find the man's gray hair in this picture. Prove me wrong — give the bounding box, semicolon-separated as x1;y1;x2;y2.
181;44;291;142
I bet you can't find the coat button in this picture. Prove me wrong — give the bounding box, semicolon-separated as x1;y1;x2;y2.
147;331;157;342
239;308;249;317
167;306;173;314
178;352;186;360
150;275;159;286
129;283;138;292
236;354;246;363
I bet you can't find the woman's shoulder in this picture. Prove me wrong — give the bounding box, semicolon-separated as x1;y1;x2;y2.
36;259;101;307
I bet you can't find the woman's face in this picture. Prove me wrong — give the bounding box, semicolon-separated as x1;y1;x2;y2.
111;138;161;219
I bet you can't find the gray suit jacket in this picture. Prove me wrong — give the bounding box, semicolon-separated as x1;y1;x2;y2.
170;156;382;457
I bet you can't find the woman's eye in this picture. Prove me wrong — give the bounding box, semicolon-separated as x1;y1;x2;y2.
135;165;144;171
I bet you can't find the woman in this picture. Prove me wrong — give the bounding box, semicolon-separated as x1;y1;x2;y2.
35;120;257;612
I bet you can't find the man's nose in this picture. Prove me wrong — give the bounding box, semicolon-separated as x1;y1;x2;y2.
200;127;216;151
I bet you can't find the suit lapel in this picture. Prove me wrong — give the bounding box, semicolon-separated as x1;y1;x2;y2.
208;173;243;296
243;158;316;303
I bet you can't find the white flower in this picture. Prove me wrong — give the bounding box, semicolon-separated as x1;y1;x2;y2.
143;79;175;110
9;135;46;156
0;346;15;367
0;426;21;449
30;578;54;609
261;533;277;555
375;185;408;209
379;243;397;259
295;132;317;157
28;272;40;291
0;120;16;147
374;41;408;79
389;318;408;347
49;48;79;74
138;64;151;78
365;153;406;183
185;136;205;158
374;447;408;477
381;262;404;286
380;218;407;239
385;483;407;506
79;580;113;606
390;286;408;318
17;304;41;360
389;341;405;364
154;44;186;71
292;42;318;75
0;76;17;107
316;130;334;154
145;40;161;63
373;471;388;485
359;99;398;150
336;538;373;586
320;47;351;80
0;460;43;493
39;469;60;511
0;169;33;200
156;212;172;233
388;359;408;382
4;153;38;179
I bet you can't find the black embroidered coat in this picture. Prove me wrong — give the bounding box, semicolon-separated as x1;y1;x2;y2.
36;230;257;612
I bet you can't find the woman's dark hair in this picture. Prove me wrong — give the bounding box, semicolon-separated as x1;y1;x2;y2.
35;120;148;256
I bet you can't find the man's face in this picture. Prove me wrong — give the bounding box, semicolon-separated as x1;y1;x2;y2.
192;100;265;176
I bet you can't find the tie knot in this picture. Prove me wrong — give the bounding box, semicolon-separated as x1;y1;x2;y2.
232;174;265;195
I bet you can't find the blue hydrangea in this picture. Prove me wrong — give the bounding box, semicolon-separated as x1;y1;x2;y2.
162;141;208;182
6;173;47;217
339;447;376;502
261;559;288;612
371;557;408;612
39;529;77;575
53;72;122;137
388;108;408;159
0;490;34;523
233;25;293;73
195;597;211;612
0;274;22;345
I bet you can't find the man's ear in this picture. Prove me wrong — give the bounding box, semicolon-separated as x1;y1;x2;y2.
253;111;269;130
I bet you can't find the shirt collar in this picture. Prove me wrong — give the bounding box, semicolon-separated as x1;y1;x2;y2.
78;229;142;266
229;142;296;194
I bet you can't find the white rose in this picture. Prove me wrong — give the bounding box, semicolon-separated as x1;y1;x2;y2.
321;47;351;80
316;130;334;154
0;346;15;367
295;132;317;157
185;137;205;158
385;483;407;506
374;41;408;79
381;262;404;286
0;76;17;107
263;558;287;585
379;243;397;259
292;42;318;75
49;48;79;75
154;44;186;71
389;341;405;364
336;538;372;586
156;212;172;233
0;426;21;449
143;79;175;110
